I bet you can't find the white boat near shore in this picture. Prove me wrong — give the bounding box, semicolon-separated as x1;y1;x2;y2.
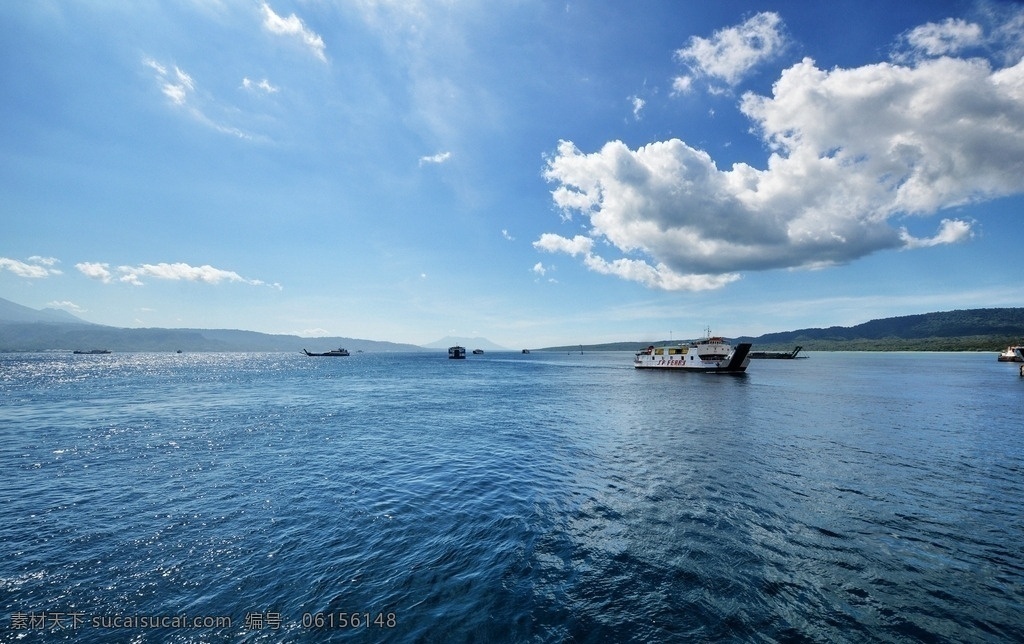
998;343;1023;362
634;335;752;373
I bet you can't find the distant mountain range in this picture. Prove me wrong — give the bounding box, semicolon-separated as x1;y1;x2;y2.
2;296;1022;352
0;297;89;325
0;297;425;353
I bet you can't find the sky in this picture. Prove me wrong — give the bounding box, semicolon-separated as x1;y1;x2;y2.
2;0;1023;348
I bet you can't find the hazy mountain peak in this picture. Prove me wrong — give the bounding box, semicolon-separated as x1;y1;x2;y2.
423;336;508;351
0;297;92;325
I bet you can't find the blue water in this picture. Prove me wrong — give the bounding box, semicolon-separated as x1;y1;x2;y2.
1;351;1022;642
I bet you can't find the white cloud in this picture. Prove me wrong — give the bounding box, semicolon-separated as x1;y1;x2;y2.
145;58;195;106
900;218;974;249
419;151;452;166
675;12;786;86
531;262;546;276
47;300;85;314
242;77;279;94
894;6;1024;65
77;261;280;289
902;18;983;58
501;229;515;241
533;233;594;256
671;75;694;96
261;2;327;62
539;50;1024;291
144;58;252;139
1;257;62;278
75;262;112;283
629;95;645;120
988;6;1024;65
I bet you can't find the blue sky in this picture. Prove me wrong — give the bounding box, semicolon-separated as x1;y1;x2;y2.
2;0;1023;348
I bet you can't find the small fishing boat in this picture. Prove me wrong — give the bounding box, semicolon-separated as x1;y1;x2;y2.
472;349;484;355
634;334;752;373
303;347;350;356
73;349;111;354
448;346;466;359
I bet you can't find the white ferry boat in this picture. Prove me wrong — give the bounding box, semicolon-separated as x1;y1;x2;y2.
998;343;1023;362
634;335;752;373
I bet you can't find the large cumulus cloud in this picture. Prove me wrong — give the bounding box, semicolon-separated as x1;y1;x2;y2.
537;19;1024;291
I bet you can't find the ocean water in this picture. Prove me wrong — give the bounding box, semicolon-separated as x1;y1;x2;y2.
1;350;1022;643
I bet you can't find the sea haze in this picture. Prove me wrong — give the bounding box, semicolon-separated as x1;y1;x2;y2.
1;351;1022;642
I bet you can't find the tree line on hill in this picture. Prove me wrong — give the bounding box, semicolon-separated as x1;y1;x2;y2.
541;308;1024;353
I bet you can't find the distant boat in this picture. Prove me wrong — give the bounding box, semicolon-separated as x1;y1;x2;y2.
749;345;806;359
448;345;466;359
998;343;1023;362
521;349;530;354
634;334;752;373
472;349;484;355
73;349;111;354
303;347;350;357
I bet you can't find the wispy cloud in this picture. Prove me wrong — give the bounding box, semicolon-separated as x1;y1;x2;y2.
539;13;1024;291
0;257;62;278
144;58;193;106
242;77;279;94
674;12;787;87
47;300;85;314
900;18;983;58
261;2;327;62
419;151;452;166
501;229;515;241
76;261;281;289
629;95;645;120
900;219;974;249
893;6;1024;65
531;262;557;284
143;57;251;139
671;75;693;96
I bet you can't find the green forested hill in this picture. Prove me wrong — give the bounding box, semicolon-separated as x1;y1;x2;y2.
735;308;1024;351
540;308;1024;352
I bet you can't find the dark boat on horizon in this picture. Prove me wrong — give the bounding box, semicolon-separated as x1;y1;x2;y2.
303;348;350;356
749;345;806;359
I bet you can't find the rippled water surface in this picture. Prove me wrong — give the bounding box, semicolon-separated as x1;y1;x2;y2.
2;351;1022;642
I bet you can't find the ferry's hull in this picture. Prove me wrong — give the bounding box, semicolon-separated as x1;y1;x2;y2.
634;342;752;373
998;346;1023;362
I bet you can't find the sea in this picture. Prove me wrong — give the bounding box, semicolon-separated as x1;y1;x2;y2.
1;350;1022;643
